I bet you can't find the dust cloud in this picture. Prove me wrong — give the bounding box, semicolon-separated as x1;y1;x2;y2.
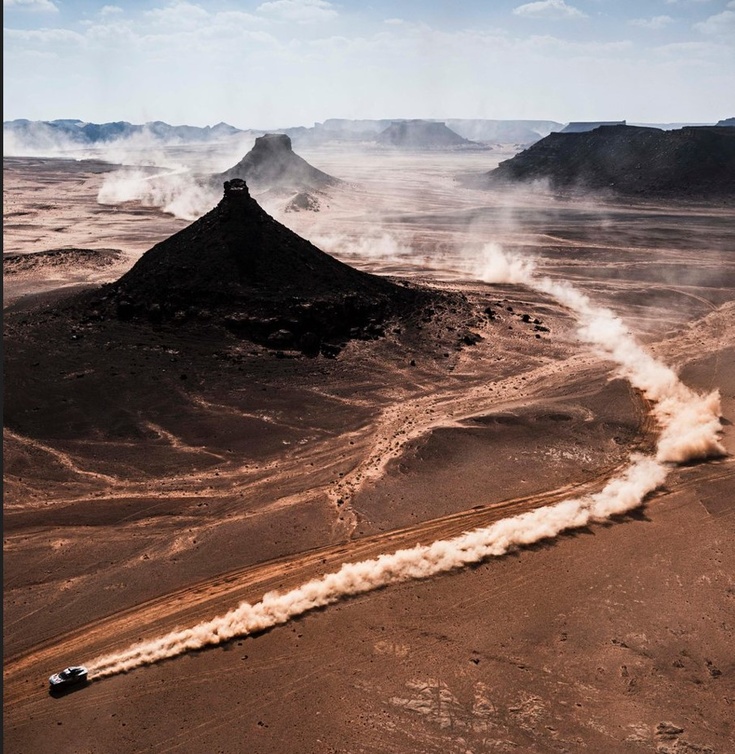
97;168;220;222
86;243;723;680
473;243;725;463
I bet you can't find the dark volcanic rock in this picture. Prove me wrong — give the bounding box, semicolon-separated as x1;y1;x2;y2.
482;125;735;198
214;134;340;192
4;248;122;274
104;179;437;352
376;120;481;150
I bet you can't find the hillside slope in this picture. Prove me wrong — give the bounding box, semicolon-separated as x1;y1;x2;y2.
484;125;735;197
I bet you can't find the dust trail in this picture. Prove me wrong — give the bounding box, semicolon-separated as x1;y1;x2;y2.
87;244;723;679
473;243;724;464
97;169;219;222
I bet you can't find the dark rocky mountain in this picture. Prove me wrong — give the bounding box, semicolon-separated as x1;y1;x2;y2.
716;117;735;127
102;179;440;356
481;124;735;197
375;121;483;149
214;134;340;193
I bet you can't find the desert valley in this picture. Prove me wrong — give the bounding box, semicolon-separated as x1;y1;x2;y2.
3;121;735;754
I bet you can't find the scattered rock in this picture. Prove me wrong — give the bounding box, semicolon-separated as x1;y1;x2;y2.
461;332;482;346
285;192;321;213
656;722;684;740
116;299;134;320
267;329;295;348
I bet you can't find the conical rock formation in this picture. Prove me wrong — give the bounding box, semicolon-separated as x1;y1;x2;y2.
107;179;431;356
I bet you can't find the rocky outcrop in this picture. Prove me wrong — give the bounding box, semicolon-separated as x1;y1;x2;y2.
214;134;340;193
375;120;481;150
101;179;437;356
3;248;122;275
481;125;735;198
284;192;321;213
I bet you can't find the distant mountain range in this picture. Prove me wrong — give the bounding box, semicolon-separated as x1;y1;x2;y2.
4;117;733;154
3;118;243;150
3;117;562;151
281;118;564;146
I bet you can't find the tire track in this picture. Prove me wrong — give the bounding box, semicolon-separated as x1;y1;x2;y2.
3;465;638;716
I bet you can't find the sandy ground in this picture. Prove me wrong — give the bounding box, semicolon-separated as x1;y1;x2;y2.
3;148;734;753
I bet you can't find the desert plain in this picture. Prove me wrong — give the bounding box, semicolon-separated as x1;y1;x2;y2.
3;143;735;753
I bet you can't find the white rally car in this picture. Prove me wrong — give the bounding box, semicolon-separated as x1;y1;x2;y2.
49;665;88;690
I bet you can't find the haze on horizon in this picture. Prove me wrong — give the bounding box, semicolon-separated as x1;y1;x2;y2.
3;0;734;130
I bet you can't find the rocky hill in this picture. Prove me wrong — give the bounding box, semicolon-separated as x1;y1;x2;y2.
214;134;340;194
102;179;442;356
375;120;482;149
4;248;122;275
483;124;735;197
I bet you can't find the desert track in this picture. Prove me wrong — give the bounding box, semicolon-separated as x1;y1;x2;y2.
4;446;653;713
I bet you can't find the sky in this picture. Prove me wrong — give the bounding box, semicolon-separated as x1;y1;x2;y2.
3;0;734;129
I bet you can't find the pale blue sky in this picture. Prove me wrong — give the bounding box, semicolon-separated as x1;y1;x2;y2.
4;0;734;128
